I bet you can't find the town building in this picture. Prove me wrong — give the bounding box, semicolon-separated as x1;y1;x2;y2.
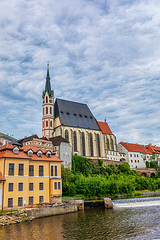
118;142;152;169
50;136;72;169
42;64;123;162
0;143;62;209
0;132;17;146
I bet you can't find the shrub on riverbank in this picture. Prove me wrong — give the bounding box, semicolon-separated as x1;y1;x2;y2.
62;157;160;197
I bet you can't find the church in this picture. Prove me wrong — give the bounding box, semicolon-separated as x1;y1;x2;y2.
42;64;123;163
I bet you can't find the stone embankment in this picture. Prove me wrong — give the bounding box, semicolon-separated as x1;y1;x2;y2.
0;210;34;226
0;198;114;226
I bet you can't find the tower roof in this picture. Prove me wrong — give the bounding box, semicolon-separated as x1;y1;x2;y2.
42;63;53;98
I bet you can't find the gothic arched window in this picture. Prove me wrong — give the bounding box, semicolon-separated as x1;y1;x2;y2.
89;133;94;157
106;137;110;150
82;132;85;156
111;138;114;151
65;130;69;141
74;131;77;152
96;134;101;157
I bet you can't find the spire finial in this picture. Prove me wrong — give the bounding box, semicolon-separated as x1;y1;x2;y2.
47;61;50;78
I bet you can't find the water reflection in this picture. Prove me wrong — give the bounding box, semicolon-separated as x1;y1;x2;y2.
1;203;160;239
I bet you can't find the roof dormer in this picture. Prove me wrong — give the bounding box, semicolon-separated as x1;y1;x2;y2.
13;146;19;155
28;149;33;157
37;150;42;158
46;151;51;158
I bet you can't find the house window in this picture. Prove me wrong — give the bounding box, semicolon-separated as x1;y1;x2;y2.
18;164;24;176
55;166;57;176
137;154;138;157
51;166;53;176
138;160;139;163
29;196;34;205
29;165;34;176
8;183;13;192
29;183;34;191
8;198;13;207
131;160;133;163
18;197;23;206
9;163;14;176
134;154;136;157
18;183;23;191
135;160;136;163
47;151;51;158
39;165;44;176
58;182;61;190
130;154;132;157
39;196;44;203
39;182;44;190
54;182;57;190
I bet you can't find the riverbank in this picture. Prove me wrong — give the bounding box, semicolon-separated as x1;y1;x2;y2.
1;190;160;226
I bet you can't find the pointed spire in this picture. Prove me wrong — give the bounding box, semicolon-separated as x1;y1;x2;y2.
45;62;51;95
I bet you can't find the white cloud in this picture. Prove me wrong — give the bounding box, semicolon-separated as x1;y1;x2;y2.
0;0;160;145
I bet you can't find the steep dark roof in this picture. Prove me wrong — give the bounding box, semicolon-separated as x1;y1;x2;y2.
54;98;100;131
49;136;69;146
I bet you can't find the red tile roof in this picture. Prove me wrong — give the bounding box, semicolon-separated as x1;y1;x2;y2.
119;142;152;154
97;121;113;135
145;145;160;154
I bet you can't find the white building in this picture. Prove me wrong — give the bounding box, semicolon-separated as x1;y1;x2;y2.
50;136;72;169
118;142;152;169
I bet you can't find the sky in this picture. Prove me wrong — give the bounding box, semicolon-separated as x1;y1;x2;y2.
0;0;160;145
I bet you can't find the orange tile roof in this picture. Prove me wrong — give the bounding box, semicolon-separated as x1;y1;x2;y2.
0;144;62;162
145;145;160;154
119;142;152;154
0;172;6;181
97;121;113;135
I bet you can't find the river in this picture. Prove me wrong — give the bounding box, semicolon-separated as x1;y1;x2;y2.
1;197;160;240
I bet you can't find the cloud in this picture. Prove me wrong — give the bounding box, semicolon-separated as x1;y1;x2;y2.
0;0;160;146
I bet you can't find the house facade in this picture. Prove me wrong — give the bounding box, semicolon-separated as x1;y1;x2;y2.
0;143;62;209
118;142;152;169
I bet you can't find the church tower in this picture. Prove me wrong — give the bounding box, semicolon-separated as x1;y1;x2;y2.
42;63;54;138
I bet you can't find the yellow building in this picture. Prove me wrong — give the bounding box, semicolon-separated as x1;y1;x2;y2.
0;143;62;210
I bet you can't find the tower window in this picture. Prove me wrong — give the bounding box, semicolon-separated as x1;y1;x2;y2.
46;121;48;127
46;107;48;114
43;108;44;115
67;112;69;115
50;107;52;115
79;114;82;117
46;96;48;103
74;113;77;116
50;121;52;127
